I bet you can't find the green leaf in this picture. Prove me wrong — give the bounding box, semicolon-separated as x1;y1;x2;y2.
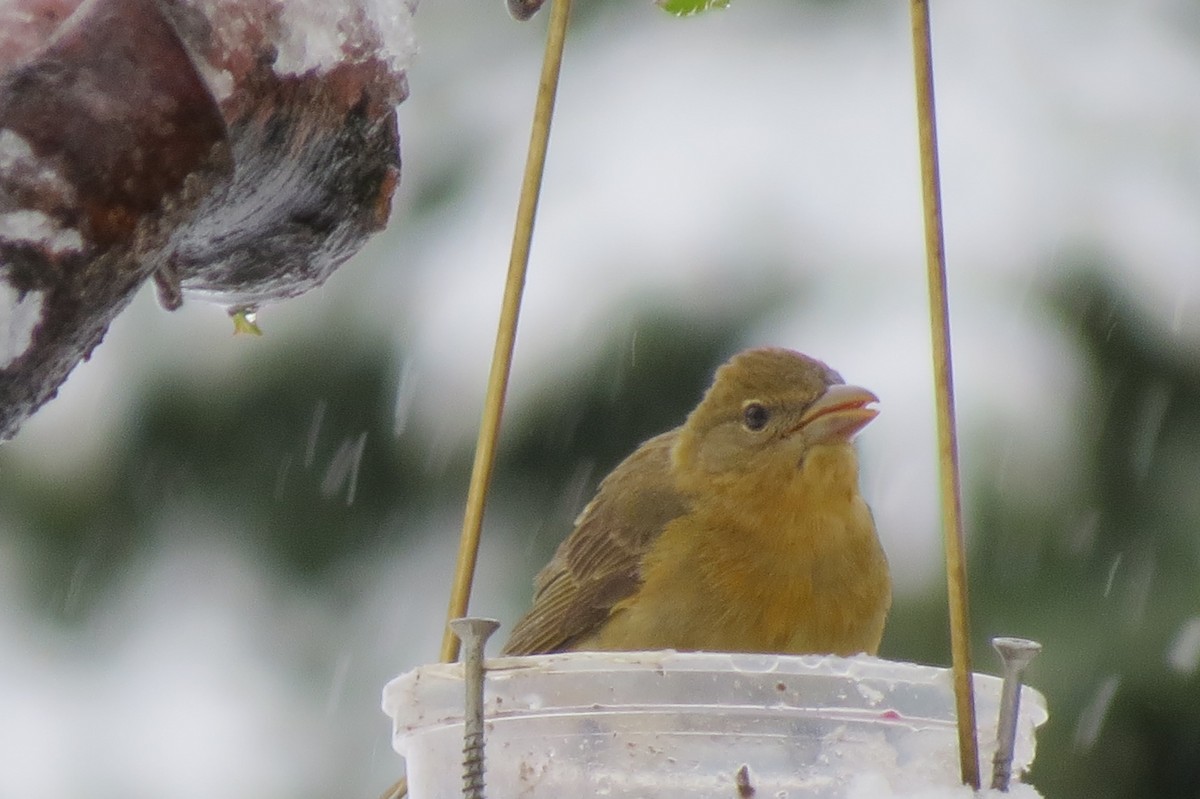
657;0;730;17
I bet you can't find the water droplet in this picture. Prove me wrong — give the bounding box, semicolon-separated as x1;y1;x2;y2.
1074;675;1120;751
1166;616;1200;676
305;400;327;469
1130;381;1171;481
1171;286;1191;335
392;361;420;438
1103;553;1122;597
506;0;544;21
321;431;368;505
228;304;262;335
1121;552;1156;628
274;453;293;500
326;652;354;716
1068;508;1100;555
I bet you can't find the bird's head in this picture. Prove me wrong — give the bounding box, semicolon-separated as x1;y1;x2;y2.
672;347;878;481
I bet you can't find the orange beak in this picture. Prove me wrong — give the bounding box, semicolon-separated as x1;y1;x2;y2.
790;384;879;444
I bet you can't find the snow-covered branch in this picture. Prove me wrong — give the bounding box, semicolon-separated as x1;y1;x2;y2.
0;0;415;439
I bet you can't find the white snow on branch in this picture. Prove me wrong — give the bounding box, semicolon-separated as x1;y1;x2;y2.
0;128;36;172
0;129;77;205
275;0;418;76
0;282;43;369
0;210;84;255
186;0;418;79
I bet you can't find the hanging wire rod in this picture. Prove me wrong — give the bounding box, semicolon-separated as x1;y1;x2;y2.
379;8;573;799
908;0;980;788
438;0;574;664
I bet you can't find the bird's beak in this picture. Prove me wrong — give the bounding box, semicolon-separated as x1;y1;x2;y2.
790;384;879;444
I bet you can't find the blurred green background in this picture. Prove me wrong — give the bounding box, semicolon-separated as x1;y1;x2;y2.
2;0;1199;797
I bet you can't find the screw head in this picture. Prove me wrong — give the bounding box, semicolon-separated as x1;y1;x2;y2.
449;617;502;643
992;636;1042;671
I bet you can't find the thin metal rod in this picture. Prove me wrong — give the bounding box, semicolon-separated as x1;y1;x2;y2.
990;637;1042;791
438;0;573;664
907;0;979;788
450;618;502;799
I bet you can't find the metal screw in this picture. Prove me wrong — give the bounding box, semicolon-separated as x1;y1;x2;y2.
990;637;1042;791
449;617;501;799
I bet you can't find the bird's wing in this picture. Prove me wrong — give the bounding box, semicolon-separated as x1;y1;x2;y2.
501;431;690;655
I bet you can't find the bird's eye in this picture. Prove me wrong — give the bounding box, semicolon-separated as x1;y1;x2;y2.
742;402;770;431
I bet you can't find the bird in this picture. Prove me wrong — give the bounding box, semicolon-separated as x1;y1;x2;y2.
501;346;891;658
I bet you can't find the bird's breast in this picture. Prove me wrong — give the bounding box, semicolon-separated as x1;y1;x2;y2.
597;445;891;656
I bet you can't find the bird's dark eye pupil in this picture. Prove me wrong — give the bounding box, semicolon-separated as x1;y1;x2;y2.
743;403;770;431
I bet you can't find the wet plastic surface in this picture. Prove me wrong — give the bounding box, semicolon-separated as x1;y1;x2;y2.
382;651;1046;798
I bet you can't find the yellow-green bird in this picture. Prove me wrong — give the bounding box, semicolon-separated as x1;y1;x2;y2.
502;346;891;657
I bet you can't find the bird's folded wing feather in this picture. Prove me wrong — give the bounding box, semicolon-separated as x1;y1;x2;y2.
501;431;690;655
